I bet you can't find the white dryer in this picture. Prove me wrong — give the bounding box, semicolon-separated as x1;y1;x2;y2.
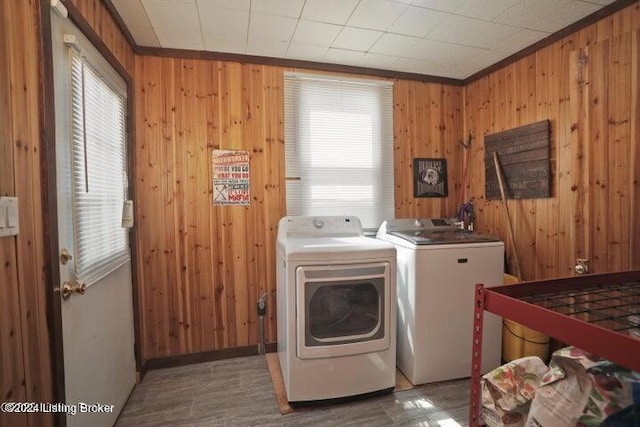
277;216;397;402
377;218;503;385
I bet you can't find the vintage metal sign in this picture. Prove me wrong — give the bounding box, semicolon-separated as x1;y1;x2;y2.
212;150;250;206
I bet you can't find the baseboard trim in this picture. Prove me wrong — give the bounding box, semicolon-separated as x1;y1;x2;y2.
140;343;278;377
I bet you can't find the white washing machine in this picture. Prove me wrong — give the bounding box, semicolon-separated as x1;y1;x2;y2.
377;218;503;385
276;216;397;402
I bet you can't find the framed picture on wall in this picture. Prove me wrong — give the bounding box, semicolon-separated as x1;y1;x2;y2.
414;158;448;198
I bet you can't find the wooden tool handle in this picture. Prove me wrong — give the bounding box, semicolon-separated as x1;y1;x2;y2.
492;151;522;280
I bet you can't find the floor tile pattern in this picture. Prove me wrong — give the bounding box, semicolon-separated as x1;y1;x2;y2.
116;356;470;427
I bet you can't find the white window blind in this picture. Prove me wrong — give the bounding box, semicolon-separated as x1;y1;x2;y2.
69;51;129;286
284;73;394;230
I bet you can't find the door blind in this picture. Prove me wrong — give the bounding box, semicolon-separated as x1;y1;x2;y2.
69;52;129;286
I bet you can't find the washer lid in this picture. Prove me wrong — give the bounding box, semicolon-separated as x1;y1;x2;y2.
389;230;501;245
281;236;396;262
376;218;459;240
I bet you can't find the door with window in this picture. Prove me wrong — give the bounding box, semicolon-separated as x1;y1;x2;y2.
51;11;136;427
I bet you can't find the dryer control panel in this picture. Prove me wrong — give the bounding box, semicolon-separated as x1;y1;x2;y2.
278;216;363;239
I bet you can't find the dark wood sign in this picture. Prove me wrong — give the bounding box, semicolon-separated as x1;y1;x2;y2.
484;120;550;199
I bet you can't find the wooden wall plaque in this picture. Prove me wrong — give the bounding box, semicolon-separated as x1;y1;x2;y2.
484;120;550;199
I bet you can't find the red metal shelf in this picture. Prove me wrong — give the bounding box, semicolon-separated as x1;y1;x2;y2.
469;270;640;427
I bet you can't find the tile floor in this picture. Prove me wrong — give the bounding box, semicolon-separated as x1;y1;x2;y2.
116;355;470;427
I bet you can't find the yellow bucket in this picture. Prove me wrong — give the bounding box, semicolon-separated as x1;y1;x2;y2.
501;274;550;362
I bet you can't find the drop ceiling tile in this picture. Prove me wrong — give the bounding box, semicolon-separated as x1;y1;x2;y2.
204;34;246;53
323;48;365;66
286;43;329;61
121;0;613;79
142;0;200;32
407;39;492;65
246;38;289;57
427;15;520;49
495;0;600;33
466;49;510;67
392;57;450;76
347;0;409;31
332;27;383;51
358;52;397;69
199;8;249;37
112;0;153;27
196;0;250;11
388;5;448;37
292;20;342;47
411;0;467;13
248;13;298;42
370;33;421;57
301;0;359;25
454;0;522;21
493;29;549;53
252;0;306;18
128;25;161;47
447;63;478;79
155;30;203;50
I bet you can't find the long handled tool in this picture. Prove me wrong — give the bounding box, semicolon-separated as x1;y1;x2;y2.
492;151;522;280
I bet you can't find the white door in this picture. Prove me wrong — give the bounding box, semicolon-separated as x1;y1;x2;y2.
51;11;136;427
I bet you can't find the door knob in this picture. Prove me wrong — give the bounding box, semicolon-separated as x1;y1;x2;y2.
61;281;87;300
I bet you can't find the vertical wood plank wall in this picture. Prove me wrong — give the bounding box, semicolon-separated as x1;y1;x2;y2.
67;0;135;74
3;0;639;381
134;4;639;359
134;59;287;357
1;1;52;426
394;81;464;218
464;3;640;279
134;56;463;358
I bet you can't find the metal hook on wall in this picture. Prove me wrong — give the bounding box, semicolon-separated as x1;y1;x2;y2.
459;133;472;149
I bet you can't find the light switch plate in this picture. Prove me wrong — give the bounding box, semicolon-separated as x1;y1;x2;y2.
0;197;19;237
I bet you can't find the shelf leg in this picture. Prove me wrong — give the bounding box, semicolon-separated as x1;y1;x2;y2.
469;284;485;427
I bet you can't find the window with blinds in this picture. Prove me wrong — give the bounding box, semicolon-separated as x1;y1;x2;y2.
69;52;129;286
284;73;394;231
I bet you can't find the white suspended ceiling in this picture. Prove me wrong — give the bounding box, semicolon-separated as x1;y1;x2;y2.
111;0;616;80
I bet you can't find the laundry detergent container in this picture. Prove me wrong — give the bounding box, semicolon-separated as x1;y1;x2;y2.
501;274;550;362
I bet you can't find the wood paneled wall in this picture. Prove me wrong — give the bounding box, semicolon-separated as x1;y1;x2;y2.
464;3;640;280
134;58;285;358
4;0;638;374
133;55;462;358
1;1;52;426
67;0;135;74
394;81;464;218
135;1;640;355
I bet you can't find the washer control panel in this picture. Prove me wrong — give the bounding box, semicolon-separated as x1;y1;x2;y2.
380;218;457;233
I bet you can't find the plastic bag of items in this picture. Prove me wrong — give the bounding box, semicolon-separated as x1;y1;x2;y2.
525;346;640;427
481;356;549;427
